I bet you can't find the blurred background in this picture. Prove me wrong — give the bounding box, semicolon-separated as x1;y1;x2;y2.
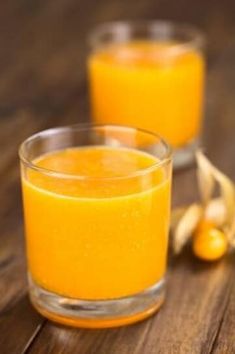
0;0;234;138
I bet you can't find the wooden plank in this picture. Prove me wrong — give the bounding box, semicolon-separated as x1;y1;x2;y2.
212;262;235;353
0;296;45;354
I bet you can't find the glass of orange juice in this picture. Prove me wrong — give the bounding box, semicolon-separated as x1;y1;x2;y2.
19;124;172;328
88;21;205;168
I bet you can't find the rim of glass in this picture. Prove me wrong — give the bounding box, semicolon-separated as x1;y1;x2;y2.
88;20;205;52
19;124;172;181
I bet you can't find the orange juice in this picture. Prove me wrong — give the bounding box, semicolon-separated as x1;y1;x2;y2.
22;146;171;300
88;41;205;147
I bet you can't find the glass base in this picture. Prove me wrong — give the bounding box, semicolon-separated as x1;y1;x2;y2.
29;277;165;328
173;138;200;169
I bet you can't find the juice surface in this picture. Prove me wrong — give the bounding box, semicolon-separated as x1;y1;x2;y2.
88;41;205;147
22;146;171;299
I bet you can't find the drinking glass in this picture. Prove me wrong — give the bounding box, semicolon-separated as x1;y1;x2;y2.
88;21;205;167
19;124;172;328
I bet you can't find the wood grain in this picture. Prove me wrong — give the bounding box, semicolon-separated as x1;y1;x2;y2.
0;0;234;353
0;296;44;354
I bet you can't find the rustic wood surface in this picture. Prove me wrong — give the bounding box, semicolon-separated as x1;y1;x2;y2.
0;0;235;353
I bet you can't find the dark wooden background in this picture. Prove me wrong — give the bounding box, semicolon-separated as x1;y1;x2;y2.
0;0;235;353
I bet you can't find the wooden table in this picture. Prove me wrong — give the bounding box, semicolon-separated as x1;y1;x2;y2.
0;0;235;353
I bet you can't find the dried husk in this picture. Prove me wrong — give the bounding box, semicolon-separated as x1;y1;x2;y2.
171;151;235;254
196;151;235;244
171;207;186;230
204;197;226;227
196;151;215;207
173;204;203;254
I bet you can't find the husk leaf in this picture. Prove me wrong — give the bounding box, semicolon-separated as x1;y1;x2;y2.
204;197;226;227
196;151;215;207
171;207;186;230
173;203;203;254
196;151;235;243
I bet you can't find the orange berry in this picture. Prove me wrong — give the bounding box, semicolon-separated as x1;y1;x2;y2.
196;219;216;232
193;227;228;261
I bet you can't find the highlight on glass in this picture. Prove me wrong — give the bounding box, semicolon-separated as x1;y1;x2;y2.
88;21;205;168
19;124;172;328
